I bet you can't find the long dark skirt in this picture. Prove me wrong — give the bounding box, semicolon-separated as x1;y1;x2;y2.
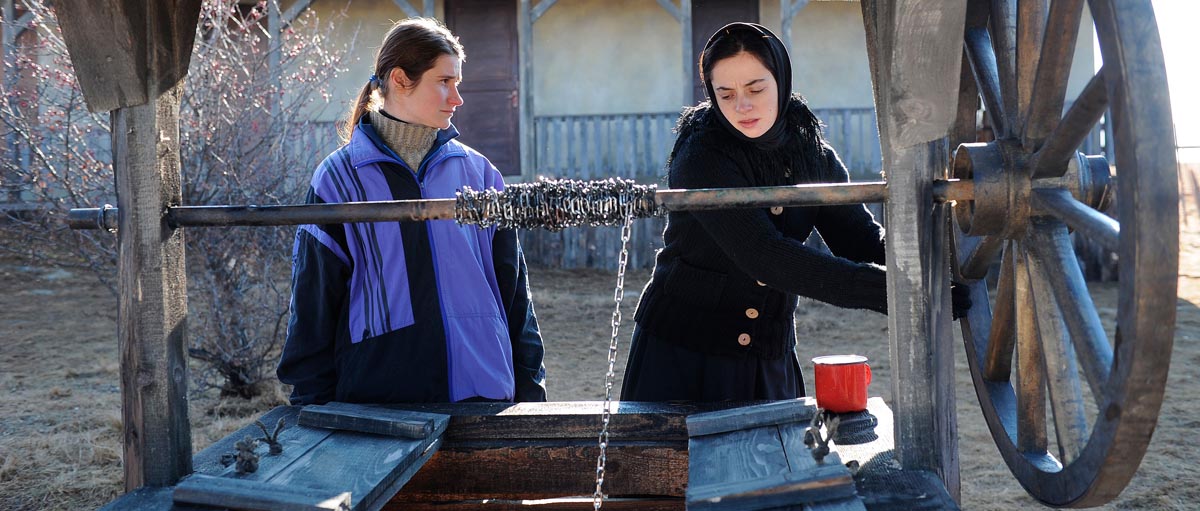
619;324;805;401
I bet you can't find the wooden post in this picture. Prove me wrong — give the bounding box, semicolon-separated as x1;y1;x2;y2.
52;0;202;490
519;0;533;180
518;0;559;181
113;81;193;490
654;0;691;108
860;0;967;500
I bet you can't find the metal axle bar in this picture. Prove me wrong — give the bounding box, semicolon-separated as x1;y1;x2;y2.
67;179;974;231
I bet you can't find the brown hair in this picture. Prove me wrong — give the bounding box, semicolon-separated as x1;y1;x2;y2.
339;17;465;143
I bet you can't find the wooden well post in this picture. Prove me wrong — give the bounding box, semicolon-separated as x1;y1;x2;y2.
861;0;968;499
53;0;202;490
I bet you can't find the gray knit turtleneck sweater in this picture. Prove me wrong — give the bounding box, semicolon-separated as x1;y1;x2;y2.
369;109;438;170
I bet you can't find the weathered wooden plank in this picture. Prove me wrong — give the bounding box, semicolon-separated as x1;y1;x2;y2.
689;438;854;511
686;398;815;437
265;430;440;511
394;442;686;502
107;81;193;490
687;460;855;510
174;473;351;511
53;0;201;112
299;402;449;439
688;426;788;493
861;0;965;500
96;485;177;511
386;401;722;441
193;406;335;481
366;436;441;511
387;497;682;511
804;496;868;511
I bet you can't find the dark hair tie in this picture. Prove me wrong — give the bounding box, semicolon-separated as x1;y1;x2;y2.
368;74;379;86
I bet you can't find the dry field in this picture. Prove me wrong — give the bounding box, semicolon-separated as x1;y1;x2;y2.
2;167;1198;509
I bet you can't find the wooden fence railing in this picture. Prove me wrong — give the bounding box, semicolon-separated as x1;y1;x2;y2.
523;108;883;269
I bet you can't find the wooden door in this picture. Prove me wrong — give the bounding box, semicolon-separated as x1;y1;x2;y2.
690;0;760;103
445;0;520;175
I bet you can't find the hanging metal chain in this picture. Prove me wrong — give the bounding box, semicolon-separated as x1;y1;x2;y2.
456;177;660;231
594;214;633;510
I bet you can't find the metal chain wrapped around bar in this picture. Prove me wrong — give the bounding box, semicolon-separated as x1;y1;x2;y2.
455;177;661;231
593;215;633;510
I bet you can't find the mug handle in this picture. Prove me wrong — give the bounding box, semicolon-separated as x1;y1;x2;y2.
865;364;872;385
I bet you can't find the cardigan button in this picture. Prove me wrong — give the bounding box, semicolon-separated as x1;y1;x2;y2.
745;308;759;319
756;280;766;286
770;206;784;215
737;333;751;346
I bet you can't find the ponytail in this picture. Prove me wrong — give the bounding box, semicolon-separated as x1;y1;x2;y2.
340;82;377;144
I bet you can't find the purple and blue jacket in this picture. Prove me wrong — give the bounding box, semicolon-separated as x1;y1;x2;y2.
278;119;547;404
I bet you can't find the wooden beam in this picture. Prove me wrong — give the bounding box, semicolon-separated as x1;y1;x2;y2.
53;0;202;112
530;0;558;23
174;474;352;511
655;0;681;21
112;81;193;489
299;402;450;439
651;0;690;107
519;0;533;180
860;0;967;501
779;0;812;56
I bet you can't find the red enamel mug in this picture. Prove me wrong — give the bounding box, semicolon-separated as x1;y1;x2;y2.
812;354;872;413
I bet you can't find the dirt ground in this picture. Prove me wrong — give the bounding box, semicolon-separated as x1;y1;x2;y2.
2;185;1199;509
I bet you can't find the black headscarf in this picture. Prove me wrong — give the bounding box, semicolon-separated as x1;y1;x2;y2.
700;22;793;150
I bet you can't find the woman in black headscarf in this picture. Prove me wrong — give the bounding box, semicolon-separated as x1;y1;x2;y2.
621;23;967;402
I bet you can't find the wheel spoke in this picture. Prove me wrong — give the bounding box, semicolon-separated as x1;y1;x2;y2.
1031;188;1119;252
1016;0;1048;128
953;49;982;148
965;26;1009;138
989;0;1019;135
1028;219;1112;402
1027;247;1090;464
1031;70;1108;178
984;241;1017;381
1013;241;1048;453
1023;0;1086;150
960;234;1005;281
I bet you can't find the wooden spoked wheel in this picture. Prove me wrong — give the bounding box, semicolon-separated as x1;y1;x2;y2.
950;0;1177;507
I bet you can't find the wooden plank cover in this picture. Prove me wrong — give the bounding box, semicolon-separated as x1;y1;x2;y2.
188;406;444;511
299;402;449;439
686;407;859;510
686;398;815;437
174;474;350;511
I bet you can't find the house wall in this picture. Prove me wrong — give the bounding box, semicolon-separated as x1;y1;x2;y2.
762;0;874;109
306;0;1096;124
307;0;446;122
532;0;683;116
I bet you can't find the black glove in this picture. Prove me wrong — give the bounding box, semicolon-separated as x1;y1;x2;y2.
950;282;973;320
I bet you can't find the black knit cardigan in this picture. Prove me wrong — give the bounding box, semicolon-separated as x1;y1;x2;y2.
632;95;888;359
